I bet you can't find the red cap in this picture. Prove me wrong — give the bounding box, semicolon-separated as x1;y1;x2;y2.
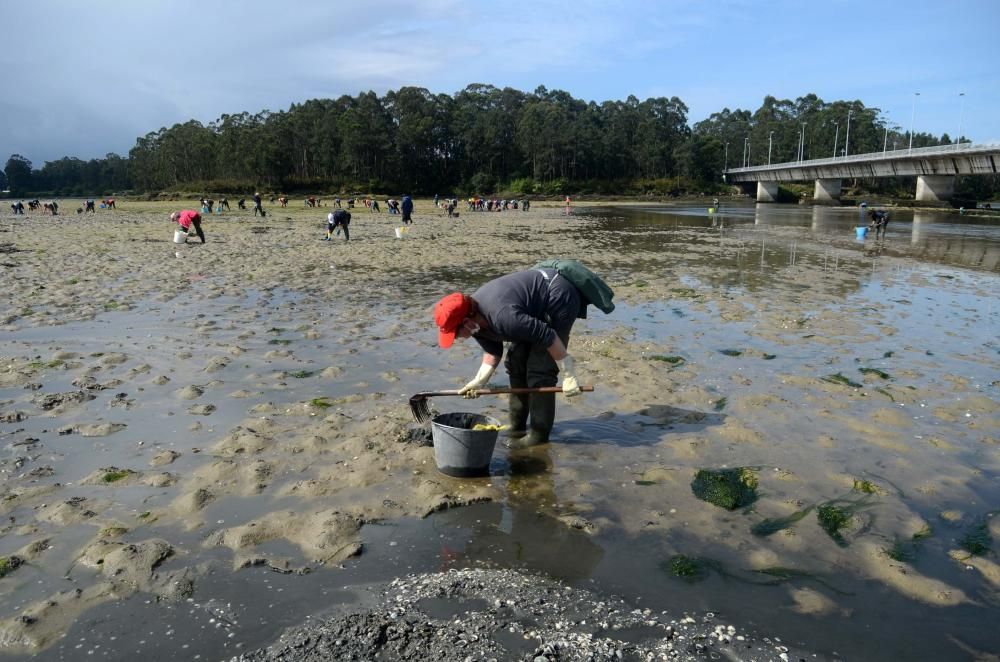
434;293;470;348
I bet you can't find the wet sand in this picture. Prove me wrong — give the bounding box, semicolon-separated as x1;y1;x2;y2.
0;199;998;659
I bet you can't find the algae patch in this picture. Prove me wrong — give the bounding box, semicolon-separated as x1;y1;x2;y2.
822;373;863;389
102;469;134;483
648;355;685;365
852;478;884;495
662;555;708;582
0;555;24;578
691;467;758;510
817;504;851;545
959;521;992;556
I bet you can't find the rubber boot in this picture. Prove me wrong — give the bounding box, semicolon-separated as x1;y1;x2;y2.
506;392;529;441
509;392;556;448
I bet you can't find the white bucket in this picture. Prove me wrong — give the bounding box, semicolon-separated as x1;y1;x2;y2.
394;227;405;239
173;229;188;244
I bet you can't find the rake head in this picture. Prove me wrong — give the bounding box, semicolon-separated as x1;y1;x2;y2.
409;394;434;423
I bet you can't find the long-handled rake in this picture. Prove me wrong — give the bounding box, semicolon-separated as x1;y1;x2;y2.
409;385;594;422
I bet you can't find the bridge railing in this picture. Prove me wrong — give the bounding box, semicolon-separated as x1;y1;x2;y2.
727;141;999;174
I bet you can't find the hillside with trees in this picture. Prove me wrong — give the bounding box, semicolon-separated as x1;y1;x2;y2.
4;86;992;199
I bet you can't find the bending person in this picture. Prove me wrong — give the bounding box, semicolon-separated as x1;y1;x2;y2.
171;209;206;243
434;268;586;448
325;208;351;241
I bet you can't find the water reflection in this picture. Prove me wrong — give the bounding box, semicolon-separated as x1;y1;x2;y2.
591;203;1000;272
434;446;605;582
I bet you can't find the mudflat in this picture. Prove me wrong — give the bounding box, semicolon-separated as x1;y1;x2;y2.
0;199;998;660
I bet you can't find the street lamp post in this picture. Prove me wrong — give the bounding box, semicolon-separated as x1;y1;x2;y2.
908;92;920;152
844;109;853;158
956;92;966;150
832;122;839;158
883;122;889;154
799;123;807;161
743;137;750;167
724;142;729;172
768;130;774;165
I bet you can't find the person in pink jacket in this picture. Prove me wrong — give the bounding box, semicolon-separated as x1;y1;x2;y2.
170;210;206;243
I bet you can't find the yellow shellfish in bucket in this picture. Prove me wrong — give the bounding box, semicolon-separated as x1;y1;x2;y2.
472;423;507;432
394;226;410;239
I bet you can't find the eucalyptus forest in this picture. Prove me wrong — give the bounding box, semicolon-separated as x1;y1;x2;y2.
3;84;990;198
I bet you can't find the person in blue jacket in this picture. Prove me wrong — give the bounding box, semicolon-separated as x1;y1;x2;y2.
401;195;414;225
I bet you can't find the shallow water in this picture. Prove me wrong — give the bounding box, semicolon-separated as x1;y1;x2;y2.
2;202;999;661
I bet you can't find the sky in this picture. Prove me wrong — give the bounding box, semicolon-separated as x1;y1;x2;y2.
3;0;999;167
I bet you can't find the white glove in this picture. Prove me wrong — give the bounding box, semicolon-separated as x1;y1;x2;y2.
557;355;582;397
458;363;496;398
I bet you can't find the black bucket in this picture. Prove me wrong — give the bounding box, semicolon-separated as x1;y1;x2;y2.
430;412;500;477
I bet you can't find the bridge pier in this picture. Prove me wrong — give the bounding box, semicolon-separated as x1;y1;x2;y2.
813;178;842;203
756;181;779;203
915;175;955;202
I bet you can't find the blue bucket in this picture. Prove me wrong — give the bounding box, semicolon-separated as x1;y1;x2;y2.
855;226;869;239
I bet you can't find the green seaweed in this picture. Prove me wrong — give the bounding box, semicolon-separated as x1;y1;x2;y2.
874;387;895;401
648;355;685;365
822;373;863;388
103;301;120;310
268;339;292;345
751;505;815;537
0;556;24;579
691;467;758;510
712;397;728;411
310;397;333;409
289;370;315;379
633;280;648;288
266;327;285;333
28;359;64;370
670;287;697;298
662;554;708;582
959;522;992;556
100;526;128;538
884;540;915;562
859;367;891;380
852;479;884;495
883;351;894;358
719;349;743;357
817;503;858;546
634;480;657;486
138;511;151;519
883;530;930;563
102;469;132;483
762;353;777;360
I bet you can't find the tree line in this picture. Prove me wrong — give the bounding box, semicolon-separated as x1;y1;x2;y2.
3;85;989;199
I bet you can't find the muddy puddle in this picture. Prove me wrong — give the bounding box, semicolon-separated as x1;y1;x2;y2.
1;201;998;660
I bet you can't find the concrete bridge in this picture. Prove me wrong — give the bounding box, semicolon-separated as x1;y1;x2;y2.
725;143;1000;203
